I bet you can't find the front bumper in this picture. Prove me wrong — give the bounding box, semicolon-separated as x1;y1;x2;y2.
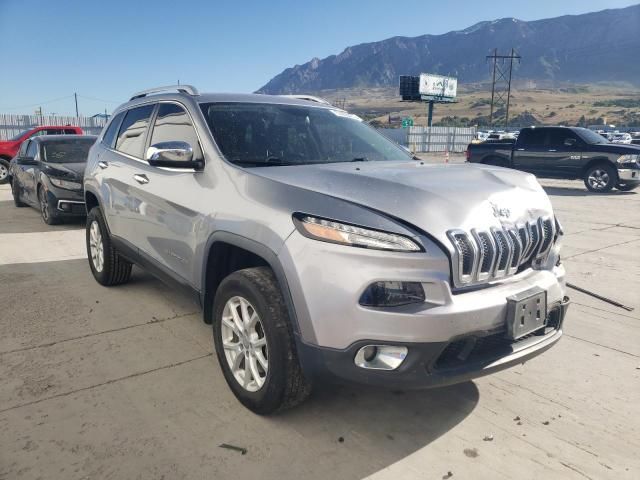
618;168;640;184
281;228;568;388
298;297;569;389
45;187;86;217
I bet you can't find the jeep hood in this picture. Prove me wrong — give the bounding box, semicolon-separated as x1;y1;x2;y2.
251;161;554;243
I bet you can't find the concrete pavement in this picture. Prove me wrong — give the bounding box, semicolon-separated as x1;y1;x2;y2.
0;176;638;480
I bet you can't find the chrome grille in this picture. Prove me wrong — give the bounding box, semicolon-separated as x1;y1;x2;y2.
448;217;556;287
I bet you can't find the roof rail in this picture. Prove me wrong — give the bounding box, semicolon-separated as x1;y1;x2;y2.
129;84;199;101
282;94;332;106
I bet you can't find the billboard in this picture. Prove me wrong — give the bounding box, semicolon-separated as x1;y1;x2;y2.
419;74;457;99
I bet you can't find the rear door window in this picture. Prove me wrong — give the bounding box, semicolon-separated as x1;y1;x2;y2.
520;129;547;147
45;128;64;135
116;105;155;158
102;111;125;149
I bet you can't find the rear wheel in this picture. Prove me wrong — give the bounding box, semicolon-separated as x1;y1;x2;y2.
86;206;132;286
38;186;59;225
11;179;27;207
212;267;311;414
584;163;617;193
0;159;10;185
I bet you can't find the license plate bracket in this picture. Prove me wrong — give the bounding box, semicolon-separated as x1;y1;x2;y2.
506;287;547;340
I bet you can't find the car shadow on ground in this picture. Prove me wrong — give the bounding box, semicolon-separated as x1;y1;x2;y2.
543;186;637;197
267;380;479;478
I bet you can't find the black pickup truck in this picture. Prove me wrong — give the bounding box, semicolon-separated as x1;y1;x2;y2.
466;126;640;192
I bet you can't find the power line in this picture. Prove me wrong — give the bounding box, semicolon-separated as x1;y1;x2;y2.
76;94;121;104
0;95;74;111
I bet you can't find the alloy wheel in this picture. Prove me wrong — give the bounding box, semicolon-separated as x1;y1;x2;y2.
0;164;8;181
39;190;50;222
587;169;610;190
221;296;269;392
89;220;105;272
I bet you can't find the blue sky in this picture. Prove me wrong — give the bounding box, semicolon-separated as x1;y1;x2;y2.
0;0;637;115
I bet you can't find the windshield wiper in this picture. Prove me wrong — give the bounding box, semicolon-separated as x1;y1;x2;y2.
232;159;301;167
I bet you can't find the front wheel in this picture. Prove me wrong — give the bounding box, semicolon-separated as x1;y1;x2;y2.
0;159;10;185
39;187;59;225
616;183;638;192
584;163;617;193
212;267;311;414
86;206;132;286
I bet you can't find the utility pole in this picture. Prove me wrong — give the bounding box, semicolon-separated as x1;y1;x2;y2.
486;48;521;128
74;92;79;118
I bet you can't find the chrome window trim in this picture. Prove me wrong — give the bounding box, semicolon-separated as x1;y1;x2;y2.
102;99;206;174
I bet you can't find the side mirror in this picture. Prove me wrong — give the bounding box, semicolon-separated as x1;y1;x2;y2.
18;156;37;165
564;138;576;147
145;141;203;170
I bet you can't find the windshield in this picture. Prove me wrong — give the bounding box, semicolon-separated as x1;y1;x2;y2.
42;139;94;163
200;102;413;166
576;128;610;144
10;129;30;141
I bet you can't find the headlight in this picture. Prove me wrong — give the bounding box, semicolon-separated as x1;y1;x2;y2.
293;214;422;252
617;154;640;164
50;178;82;190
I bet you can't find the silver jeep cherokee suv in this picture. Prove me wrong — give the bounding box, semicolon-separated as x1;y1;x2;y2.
84;85;569;414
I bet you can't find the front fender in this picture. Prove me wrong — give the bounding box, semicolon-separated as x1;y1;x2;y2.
200;231;301;336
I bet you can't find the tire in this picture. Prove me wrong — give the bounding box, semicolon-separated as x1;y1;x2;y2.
583;163;617;193
0;158;10;185
212;267;311;414
616;183;638;192
11;179;27;207
38;186;60;225
86;206;132;286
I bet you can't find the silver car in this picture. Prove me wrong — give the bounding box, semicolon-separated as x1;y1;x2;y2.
84;85;569;414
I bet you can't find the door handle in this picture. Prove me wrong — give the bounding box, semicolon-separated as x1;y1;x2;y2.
548;149;557;152
133;174;149;185
516;148;525;151
98;161;108;169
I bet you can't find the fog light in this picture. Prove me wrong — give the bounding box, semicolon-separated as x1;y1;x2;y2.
359;281;425;307
354;345;408;370
60;203;71;211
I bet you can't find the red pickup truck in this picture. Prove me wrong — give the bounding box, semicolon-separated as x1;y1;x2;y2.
0;125;84;184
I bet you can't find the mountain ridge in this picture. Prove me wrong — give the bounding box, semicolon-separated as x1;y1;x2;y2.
257;5;640;94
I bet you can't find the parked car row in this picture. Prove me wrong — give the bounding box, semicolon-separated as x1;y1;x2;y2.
10;135;96;224
466;126;640;192
3;86;574;415
0;125;84;184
